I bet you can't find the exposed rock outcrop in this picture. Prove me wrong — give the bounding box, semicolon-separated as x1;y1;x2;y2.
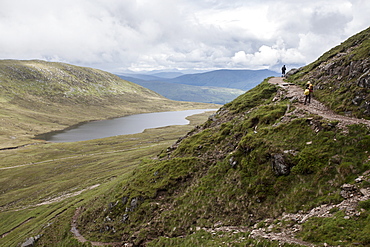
271;153;290;176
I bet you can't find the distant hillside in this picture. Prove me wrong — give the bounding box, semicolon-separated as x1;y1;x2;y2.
0;60;215;148
70;27;370;246
150;71;184;78
118;69;278;104
123;71;184;80
118;75;245;104
166;69;280;90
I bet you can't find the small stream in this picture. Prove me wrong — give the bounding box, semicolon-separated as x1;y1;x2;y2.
38;109;217;142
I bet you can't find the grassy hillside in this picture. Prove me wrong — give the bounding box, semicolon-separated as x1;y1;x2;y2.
0;60;216;148
74;80;369;246
64;28;370;246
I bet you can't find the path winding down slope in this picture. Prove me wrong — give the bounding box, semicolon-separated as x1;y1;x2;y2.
269;77;370;129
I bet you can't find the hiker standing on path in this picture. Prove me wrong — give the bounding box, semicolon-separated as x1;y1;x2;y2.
281;65;286;77
304;81;313;105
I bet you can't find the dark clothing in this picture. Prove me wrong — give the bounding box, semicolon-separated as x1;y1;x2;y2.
282;65;286;77
304;94;311;105
304;83;313;105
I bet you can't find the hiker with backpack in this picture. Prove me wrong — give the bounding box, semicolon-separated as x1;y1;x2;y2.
304;81;313;105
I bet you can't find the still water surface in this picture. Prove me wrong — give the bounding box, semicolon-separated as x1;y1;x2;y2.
43;109;217;142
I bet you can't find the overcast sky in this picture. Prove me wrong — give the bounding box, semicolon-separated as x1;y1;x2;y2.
0;0;369;73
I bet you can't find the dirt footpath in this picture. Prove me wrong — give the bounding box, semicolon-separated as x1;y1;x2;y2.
269;77;370;129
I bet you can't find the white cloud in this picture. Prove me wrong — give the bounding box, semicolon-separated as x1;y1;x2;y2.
0;0;369;73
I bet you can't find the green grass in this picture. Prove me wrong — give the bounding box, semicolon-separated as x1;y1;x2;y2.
0;111;214;247
147;229;300;247
299;210;370;246
73;79;370;246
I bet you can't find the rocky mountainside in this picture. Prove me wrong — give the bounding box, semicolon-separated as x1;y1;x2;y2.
33;27;370;246
287;26;370;119
0;60;213;148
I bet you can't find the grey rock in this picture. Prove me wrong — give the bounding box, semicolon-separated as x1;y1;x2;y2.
271;154;290;176
131;198;139;209
21;237;36;247
357;71;370;88
229;156;237;168
122;196;128;206
122;214;129;223
21;235;42;247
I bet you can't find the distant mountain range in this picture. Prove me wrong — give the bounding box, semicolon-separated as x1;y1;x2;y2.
118;69;280;104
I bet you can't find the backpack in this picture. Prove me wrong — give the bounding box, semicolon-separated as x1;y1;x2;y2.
304;89;310;95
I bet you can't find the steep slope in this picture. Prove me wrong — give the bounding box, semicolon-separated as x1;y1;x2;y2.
69;28;370;246
0;60;215;148
287;26;370;119
74;77;370;246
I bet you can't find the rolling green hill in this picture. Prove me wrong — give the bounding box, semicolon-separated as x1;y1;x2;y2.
64;27;370;246
0;60;216;148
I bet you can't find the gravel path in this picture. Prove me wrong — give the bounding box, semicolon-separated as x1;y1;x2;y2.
269;77;370;129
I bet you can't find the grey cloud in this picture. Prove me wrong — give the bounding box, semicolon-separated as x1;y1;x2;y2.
310;7;353;35
0;0;369;72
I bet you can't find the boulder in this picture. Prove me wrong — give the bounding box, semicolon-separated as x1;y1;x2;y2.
271;154;290;176
21;235;42;247
21;237;36;247
340;184;359;199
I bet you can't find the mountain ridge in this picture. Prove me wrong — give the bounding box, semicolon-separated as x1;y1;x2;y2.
165;69;279;90
117;74;245;104
118;69;279;104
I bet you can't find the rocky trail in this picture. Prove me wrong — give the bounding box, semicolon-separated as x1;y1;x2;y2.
269;77;370;130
